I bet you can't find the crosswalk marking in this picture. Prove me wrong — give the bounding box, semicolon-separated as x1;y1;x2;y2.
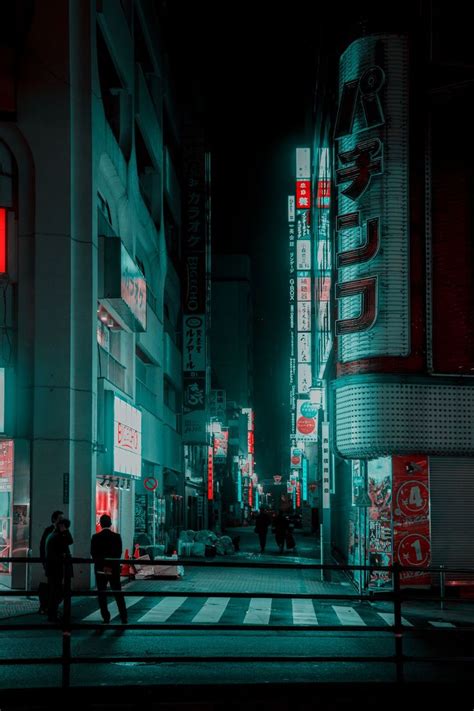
192;597;230;623
428;620;455;628
333;605;366;626
291;599;318;625
243;598;272;625
83;596;143;622
138;596;187;623
376;612;413;627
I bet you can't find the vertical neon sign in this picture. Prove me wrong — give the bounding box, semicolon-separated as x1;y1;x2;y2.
207;446;213;500
0;208;7;274
302;458;308;502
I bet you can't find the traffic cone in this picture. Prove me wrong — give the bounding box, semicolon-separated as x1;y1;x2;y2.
133;543;141;559
121;548;130;577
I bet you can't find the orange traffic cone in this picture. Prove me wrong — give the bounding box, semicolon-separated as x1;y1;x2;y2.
133;543;140;559
121;548;130;577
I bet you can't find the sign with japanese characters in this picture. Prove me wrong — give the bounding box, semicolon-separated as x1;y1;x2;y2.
183;315;206;371
334;36;410;364
296;399;318;442
113;396;142;479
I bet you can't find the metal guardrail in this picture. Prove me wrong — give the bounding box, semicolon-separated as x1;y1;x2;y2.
0;557;473;688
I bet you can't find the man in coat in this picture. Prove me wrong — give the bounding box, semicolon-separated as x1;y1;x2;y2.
44;516;73;622
254;507;271;553
90;514;128;624
38;510;64;613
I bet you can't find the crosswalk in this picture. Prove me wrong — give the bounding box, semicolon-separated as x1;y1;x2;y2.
74;596;468;629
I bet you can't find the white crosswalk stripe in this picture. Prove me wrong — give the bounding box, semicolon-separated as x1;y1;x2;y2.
82;596;143;622
192;597;230;623
138;596;187;623
243;598;272;625
376;612;413;627
332;605;366;626
428;620;455;628
291;598;318;625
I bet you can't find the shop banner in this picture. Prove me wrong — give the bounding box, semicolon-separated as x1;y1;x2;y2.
392;456;431;587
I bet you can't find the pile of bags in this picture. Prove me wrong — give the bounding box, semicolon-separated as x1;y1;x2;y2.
178;530;235;557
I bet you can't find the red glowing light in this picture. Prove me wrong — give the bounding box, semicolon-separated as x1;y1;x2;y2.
0;209;7;273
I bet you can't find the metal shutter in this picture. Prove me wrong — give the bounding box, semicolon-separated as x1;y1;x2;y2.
429;457;474;577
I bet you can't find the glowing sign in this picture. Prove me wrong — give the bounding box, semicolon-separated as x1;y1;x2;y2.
296;400;318;442
297;302;311;332
113;396;142;478
0;208;6;273
302;458;308;502
296;148;311;179
297;333;311;363
207;446;214;500
297;364;312;394
0;368;4;433
213;430;228;460
288;196;296;222
296;241;311;270
297;276;311;301
296;180;311;209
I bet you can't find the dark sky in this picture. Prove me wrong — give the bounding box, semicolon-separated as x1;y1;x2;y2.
164;2;322;478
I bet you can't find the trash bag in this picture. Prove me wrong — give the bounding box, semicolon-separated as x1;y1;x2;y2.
205;544;217;558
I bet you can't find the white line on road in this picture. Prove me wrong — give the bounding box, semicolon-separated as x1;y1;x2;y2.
332;605;366;626
243;598;272;625
82;596;143;622
138;596;188;623
291;599;318;625
192;597;230;623
428;620;455;628
376;612;413;627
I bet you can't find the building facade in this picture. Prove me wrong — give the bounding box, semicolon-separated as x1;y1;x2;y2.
308;3;474;588
0;0;204;589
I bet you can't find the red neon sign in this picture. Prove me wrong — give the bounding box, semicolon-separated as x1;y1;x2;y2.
0;209;6;274
296;481;301;508
207;446;214;500
296;180;311;209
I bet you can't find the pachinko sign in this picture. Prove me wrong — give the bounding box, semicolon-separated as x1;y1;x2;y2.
334;35;410;368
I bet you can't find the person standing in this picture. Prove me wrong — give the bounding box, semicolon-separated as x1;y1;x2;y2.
254;508;271;553
38;510;63;613
90;514;128;624
44;516;73;622
273;511;289;554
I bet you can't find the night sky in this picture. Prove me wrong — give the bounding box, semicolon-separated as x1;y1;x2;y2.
164;2;323;478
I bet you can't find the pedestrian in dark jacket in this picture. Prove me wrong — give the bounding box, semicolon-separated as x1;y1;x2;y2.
45;516;73;622
90;514;128;624
254;508;271;553
38;510;64;613
273;511;289;553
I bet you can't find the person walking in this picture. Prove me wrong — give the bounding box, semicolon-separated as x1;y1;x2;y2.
254;507;271;553
90;514;128;624
273;511;289;554
44;516;73;622
38;510;63;613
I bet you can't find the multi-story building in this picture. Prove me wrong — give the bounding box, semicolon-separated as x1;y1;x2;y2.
210;255;254;524
0;0;196;589
309;2;474;588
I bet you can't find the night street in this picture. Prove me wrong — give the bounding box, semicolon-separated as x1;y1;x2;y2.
2;0;474;706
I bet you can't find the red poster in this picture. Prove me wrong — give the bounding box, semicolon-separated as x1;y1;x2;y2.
392;456;431;587
95;484;118;533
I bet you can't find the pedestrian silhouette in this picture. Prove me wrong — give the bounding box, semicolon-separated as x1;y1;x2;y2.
38;510;64;613
44;515;73;622
273;511;289;554
91;514;128;624
254;507;271;553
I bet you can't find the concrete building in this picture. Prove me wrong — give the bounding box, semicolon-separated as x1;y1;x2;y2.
0;0;190;589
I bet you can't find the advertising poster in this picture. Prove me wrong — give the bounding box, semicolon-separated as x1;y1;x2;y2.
392;456;431;587
367;457;392;589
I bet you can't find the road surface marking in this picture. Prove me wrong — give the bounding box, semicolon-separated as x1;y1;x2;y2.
192;597;230;623
332;605;366;626
138;596;187;622
243;598;272;625
428;620;455;628
376;612;413;627
82;596;143;622
291;599;318;625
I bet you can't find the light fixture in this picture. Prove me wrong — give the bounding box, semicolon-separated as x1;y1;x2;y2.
114;478;120;489
119;478;125;490
99;477;107;487
104;478;112;489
